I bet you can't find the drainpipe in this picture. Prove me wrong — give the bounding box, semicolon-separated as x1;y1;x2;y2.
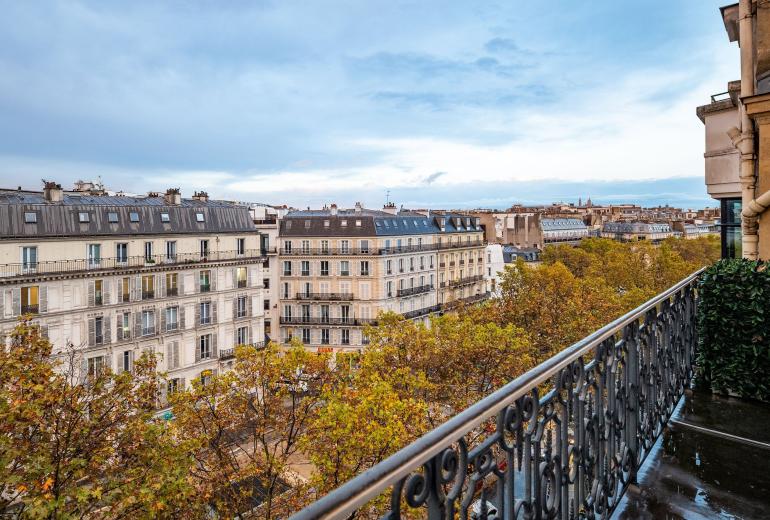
736;0;758;258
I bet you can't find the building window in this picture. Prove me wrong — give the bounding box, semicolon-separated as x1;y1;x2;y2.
386;281;393;298
237;238;245;255
200;302;211;325
200;270;211;292
360;261;370;276
121;277;130;302
320;261;329;276
166;241;177;261
117;312;130;340
94;316;104;345
360;240;369;253
340;261;350;276
199;335;211;359
141;310;155;336
200;240;209;258
21;286;39;314
121;350;132;372
142;275;154;299
129;212;140;222
386;259;392;275
107;212;119;223
87;356;105;377
263;278;270;289
340;240;350;254
321;240;329;253
301;261;310;276
340;220;347;227
264;299;270;310
87;244;101;267
282;282;290;299
321;329;330;345
284;240;292;253
235;267;247;288
236;326;249;345
236;296;248;318
341;305;350;323
166;273;178;296
283;261;292;276
196;212;205;222
24;212;37;223
302;328;311;344
21;246;37;271
144;241;153;262
341;329;350;345
399;258;404;273
160;212;170;223
721;198;741;259
78;212;90;223
165;306;179;331
94;279;104;305
116;243;128;263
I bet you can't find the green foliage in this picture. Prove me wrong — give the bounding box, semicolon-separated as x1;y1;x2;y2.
697;259;770;401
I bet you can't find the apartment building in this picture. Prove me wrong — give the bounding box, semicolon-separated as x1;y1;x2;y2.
250;203;288;343
0;183;264;396
277;204;486;353
600;222;673;243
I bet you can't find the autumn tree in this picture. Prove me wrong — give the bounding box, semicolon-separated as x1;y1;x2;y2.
0;318;198;519
170;340;336;519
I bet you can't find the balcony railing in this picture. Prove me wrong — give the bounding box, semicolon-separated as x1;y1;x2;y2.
291;269;703;520
443;292;490;310
219;341;266;361
448;274;484;288
279;241;485;257
401;304;442;320
294;292;354;301
0;249;264;280
279;316;376;326
396;284;434;297
21;304;39;315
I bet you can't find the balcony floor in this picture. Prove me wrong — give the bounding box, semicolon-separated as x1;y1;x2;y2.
613;390;770;520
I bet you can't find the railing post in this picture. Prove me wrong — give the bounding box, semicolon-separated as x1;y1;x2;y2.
623;320;640;485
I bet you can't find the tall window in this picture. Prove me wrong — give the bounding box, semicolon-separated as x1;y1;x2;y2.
141;310;155;336
320;261;329;276
236;326;249;345
386;281;393;298
236;267;247;288
320;304;330;323
200;270;211;292
142;275;154;299
341;329;350;345
166;273;178;296
386;259;392;275
284;241;292;254
236;296;247;318
283;261;292;276
119;312;131;340
165;306;178;331
341;305;350;322
340;261;350;276
87;356;105;377
94;279;104;305
360;240;369;253
340;240;350;254
116;243;128;263
199;335;211;359
360;261;370;276
321;329;330;344
200;302;211;325
21;246;37;272
721;198;742;259
301;240;310;254
282;282;290;299
301;261;310;276
121;350;132;372
237;238;245;255
320;240;329;254
21;286;39;314
166;241;177;261
144;241;153;262
302;328;311;344
87;244;101;268
200;240;209;258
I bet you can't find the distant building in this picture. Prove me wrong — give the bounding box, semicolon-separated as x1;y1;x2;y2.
601;222;673;243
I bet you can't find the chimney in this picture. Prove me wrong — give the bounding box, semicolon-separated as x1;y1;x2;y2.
354;201;362;214
192;190;209;202
43;180;63;203
330;203;338;216
382;201;397;215
164;188;182;206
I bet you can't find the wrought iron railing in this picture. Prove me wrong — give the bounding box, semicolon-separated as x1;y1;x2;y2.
0;249;264;279
279;241;485;257
291;269;703;520
279;316;377;326
294;292;355;301
397;284;434;297
448;274;484;288
401;304;442;320
219;341;266;361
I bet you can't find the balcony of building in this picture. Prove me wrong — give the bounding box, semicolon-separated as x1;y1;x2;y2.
291;269;770;519
448;274;484;288
0;249;264;281
401;304;442;320
279;316;377;326
396;284;434;297
219;341;266;361
293;292;355;301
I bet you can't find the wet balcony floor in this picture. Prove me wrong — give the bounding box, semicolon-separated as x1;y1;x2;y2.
613;391;770;520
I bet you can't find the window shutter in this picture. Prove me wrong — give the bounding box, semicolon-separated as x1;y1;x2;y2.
232;297;237;319
166;342;173;370
196;272;201;293
232;268;238;288
134;275;141;301
81;355;89;379
0;290;4;318
134;312;141;338
154;311;160;336
159;274;166;299
212;301;218;325
248;267;254;288
87;281;95;307
103;317;111;344
180;377;186;390
103;282;110;306
194;303;200;326
116;352;123;374
178;274;185;296
180;306;186;329
173;342;180;368
159;382;168;408
129;350;134;372
40;324;49;339
39;286;48;313
88;318;95;347
212;333;218;358
194;338;201;363
247;297;252;318
247;326;252;344
160;307;167;332
116;315;122;341
210;271;217;291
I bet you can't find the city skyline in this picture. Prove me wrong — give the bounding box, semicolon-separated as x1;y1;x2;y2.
0;1;734;207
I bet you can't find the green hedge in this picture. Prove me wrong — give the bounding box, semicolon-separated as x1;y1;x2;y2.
697;259;770;401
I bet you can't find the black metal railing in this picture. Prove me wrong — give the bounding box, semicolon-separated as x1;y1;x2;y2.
401;304;442;320
291;269;703;520
443;292;490;310
397;284;434;297
279;241;485;257
448;274;484;288
279;317;377;326
21;304;39;315
0;249;264;280
294;292;355;301
219;341;266;361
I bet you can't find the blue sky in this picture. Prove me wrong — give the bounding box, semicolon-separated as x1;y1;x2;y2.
0;1;737;209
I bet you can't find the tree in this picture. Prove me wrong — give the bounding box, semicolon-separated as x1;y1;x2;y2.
0;318;198;519
170;340;335;519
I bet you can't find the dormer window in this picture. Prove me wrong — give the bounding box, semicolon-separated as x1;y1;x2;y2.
160;212;170;223
78;212;90;223
304;220;311;228
196;212;205;222
24;212;37;224
355;220;362;227
129;212;140;222
108;212;119;223
341;220;348;227
324;220;330;228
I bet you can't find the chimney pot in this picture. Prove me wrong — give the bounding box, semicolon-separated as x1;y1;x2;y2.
42;180;63;202
165;188;181;206
192;190;209;202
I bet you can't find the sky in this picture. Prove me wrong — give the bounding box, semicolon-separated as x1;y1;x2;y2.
0;1;739;209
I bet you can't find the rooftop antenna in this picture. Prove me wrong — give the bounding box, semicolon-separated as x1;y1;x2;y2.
386;189;390;205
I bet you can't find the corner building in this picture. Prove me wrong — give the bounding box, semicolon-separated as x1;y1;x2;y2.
278;204;486;353
0;185;264;400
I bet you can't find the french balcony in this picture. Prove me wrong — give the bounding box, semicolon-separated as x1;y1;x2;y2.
294;292;354;301
21;304;39;315
396;284;434;297
219;341;266;361
293;271;732;520
0;249;264;280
